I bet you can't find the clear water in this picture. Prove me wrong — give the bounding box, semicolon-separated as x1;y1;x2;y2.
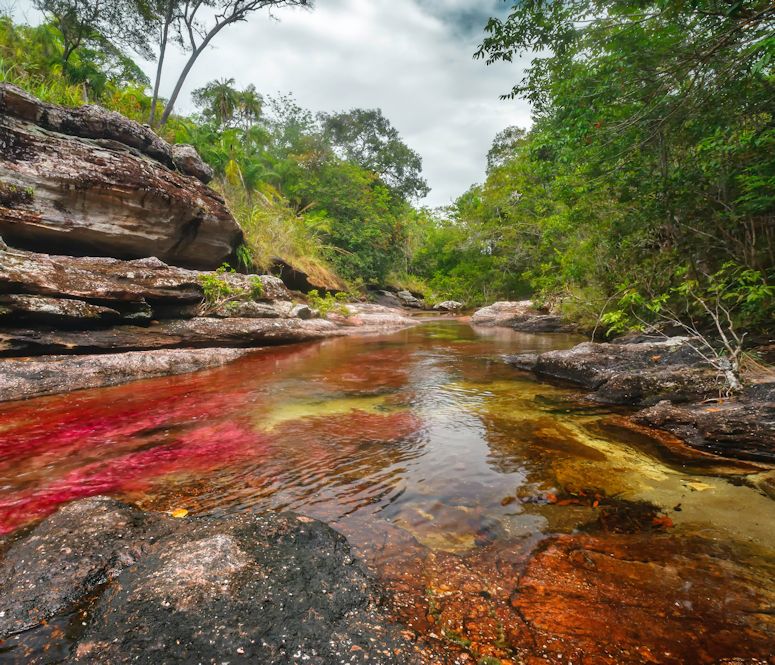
1;321;773;663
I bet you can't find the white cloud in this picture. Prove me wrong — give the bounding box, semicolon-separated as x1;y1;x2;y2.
12;0;532;206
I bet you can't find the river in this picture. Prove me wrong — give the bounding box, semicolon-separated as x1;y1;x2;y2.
1;320;773;663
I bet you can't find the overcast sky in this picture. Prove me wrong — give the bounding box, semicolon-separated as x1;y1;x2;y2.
12;0;532;207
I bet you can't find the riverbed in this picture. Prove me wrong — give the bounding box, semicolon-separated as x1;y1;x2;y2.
1;320;773;663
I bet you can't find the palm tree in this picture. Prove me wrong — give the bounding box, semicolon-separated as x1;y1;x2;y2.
192;77;240;129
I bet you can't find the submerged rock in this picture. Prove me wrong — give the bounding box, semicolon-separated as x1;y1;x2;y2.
0;497;416;664
472;300;573;332
510;532;775;664
0;84;242;269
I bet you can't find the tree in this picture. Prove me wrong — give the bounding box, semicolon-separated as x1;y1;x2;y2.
320;108;430;200
192;77;263;129
192;76;240;127
33;0;155;65
459;0;775;325
155;0;311;127
148;0;178;126
486;126;525;173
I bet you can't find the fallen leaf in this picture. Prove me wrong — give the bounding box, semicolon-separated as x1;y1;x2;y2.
170;508;188;518
651;515;674;529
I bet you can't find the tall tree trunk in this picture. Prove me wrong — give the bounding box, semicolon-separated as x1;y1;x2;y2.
149;0;174;127
158;19;231;127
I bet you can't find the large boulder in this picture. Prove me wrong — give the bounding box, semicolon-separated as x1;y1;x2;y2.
508;336;721;406
0;497;416;664
270;256;347;294
471;300;573;333
433;300;463;312
396;290;423;309
0;84;242;269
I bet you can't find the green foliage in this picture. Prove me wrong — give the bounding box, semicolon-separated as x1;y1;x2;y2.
0;13;149;108
197;263;266;314
419;0;775;329
0;181;34;206
306;290;352;318
602;263;774;336
320;108;429;200
248;275;265;300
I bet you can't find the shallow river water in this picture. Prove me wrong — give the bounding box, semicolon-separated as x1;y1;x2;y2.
1;321;773;663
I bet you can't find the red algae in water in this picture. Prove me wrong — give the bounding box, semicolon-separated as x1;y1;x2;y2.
0;422;267;534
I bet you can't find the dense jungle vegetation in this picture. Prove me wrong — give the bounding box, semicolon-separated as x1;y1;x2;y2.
1;0;773;334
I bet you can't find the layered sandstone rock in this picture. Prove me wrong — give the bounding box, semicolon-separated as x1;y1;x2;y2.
0;84;241;269
507;336;720;405
0;245;415;399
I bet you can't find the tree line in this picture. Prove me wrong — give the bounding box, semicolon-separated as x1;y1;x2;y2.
2;0;772;346
412;0;773;340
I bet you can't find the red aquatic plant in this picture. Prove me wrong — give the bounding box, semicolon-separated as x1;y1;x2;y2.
0;422;267;534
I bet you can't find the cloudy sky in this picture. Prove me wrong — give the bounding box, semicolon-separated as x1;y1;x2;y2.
13;0;532;207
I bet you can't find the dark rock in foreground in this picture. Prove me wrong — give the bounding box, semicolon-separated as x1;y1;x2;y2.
0;497;416;664
634;383;775;463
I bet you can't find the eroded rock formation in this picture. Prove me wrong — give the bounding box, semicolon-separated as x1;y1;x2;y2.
508;335;775;459
0;83;241;269
0;245;415;400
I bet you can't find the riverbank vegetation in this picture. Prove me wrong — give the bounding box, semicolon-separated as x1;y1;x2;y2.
1;0;773;336
422;0;774;334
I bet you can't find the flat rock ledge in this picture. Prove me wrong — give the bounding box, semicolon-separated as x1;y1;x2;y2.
0;497;417;664
471;301;575;333
634;383;775;463
0;245;417;402
507;336;774;461
507;336;721;406
0;348;254;402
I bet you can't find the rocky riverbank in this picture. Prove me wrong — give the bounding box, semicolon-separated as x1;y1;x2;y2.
508;336;774;462
0;84;416;402
0;497;417;664
0;245;415;401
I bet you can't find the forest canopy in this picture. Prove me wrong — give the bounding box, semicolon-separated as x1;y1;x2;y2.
1;0;772;332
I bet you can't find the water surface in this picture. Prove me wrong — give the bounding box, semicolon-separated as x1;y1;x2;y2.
1;321;773;663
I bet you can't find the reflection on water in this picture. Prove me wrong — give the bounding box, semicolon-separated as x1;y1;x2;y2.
0;321;773;663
